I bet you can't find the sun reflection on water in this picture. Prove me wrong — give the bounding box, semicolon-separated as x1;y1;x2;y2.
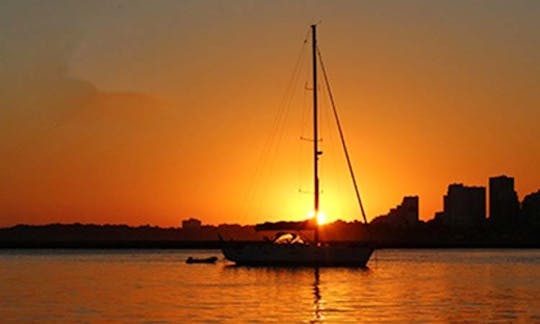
1;250;539;322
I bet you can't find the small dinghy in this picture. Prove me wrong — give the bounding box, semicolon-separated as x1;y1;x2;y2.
185;256;218;264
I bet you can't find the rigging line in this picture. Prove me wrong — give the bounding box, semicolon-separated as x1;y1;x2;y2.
320;77;345;219
242;29;309;219
268;35;308;149
258;43;306;208
297;79;308;191
271;30;310;178
271;28;311;218
317;46;369;225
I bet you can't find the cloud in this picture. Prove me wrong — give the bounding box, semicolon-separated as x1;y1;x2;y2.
0;0;168;150
0;2;181;225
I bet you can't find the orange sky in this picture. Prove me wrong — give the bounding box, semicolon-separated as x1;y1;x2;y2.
1;1;539;227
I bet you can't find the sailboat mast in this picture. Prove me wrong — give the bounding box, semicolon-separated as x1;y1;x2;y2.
311;24;320;244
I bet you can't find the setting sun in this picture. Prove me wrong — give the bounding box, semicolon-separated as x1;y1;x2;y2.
308;210;327;225
317;212;327;225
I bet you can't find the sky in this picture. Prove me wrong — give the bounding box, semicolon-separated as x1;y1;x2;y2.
1;0;539;227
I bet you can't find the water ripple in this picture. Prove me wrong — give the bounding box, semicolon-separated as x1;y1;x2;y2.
1;249;539;322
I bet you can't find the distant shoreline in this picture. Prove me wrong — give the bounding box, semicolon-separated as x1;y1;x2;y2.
2;223;539;249
1;241;540;249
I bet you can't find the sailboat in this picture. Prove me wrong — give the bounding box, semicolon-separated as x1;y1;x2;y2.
221;25;373;267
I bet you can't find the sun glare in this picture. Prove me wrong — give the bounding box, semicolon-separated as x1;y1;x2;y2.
308;210;327;225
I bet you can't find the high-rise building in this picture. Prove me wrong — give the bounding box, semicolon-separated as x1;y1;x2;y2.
400;196;420;225
521;190;540;226
489;175;519;226
371;196;419;227
442;184;486;227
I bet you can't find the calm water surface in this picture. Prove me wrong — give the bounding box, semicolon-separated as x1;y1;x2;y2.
1;249;539;323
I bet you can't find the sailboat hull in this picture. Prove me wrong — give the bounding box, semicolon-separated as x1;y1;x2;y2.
222;244;373;267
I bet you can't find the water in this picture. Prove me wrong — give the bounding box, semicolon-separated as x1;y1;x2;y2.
1;249;539;323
